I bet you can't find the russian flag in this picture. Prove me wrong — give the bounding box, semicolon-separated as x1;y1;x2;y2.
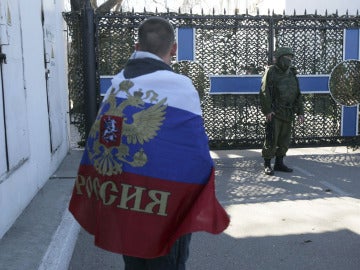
69;69;230;258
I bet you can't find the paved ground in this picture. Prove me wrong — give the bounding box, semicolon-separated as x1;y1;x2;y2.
69;147;360;270
0;146;359;270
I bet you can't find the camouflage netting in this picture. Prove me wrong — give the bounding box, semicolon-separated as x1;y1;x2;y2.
64;12;87;145
63;11;360;149
329;60;360;106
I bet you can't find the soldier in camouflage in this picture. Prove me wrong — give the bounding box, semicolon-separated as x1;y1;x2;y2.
259;47;304;175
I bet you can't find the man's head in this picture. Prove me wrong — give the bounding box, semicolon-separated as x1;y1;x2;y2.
136;17;176;63
274;47;294;71
274;47;294;59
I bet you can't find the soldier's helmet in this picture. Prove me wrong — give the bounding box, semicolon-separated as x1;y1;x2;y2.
274;47;294;59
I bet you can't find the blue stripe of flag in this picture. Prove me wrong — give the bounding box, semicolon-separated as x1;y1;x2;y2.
82;98;212;185
100;76;112;96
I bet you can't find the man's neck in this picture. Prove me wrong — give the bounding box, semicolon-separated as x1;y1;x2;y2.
130;51;165;63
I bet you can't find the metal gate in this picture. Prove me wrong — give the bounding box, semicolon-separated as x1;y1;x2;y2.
63;10;360;149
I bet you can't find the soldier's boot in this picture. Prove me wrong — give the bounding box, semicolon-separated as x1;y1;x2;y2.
274;156;293;172
264;158;274;175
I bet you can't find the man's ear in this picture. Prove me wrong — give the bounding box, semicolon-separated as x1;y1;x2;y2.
170;42;177;57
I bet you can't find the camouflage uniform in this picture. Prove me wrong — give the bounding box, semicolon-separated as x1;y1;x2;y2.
259;47;304;174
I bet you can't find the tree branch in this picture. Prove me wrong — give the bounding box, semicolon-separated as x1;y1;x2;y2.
90;0;98;9
97;0;124;12
70;0;84;11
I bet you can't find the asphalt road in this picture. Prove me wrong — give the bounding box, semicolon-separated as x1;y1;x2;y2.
68;147;360;270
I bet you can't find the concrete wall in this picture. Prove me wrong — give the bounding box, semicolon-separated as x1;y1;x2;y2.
0;0;69;238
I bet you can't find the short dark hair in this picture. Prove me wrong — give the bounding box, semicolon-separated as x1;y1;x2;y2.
138;17;175;57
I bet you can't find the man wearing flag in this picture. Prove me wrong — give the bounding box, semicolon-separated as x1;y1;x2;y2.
68;17;230;270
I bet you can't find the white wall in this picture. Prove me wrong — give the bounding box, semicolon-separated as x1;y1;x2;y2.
0;0;69;238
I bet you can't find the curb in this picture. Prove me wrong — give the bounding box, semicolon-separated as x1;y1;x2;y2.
38;208;80;270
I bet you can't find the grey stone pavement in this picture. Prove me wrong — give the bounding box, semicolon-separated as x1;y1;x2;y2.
0;138;360;269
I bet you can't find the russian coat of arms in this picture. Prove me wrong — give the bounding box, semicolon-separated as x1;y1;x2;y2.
87;80;167;176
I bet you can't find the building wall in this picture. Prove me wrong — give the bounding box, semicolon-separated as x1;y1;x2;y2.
0;0;69;238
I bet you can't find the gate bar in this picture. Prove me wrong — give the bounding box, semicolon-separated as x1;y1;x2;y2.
82;0;97;137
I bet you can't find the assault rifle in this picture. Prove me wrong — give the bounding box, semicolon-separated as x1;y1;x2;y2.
264;66;275;147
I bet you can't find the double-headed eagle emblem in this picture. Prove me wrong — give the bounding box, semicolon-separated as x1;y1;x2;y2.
87;80;167;176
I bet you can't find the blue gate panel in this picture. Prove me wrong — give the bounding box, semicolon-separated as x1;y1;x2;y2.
341;29;360;136
209;75;329;94
341;106;359;136
177;28;195;61
209;75;262;94
297;75;329;93
102;74;330;95
344;29;360;59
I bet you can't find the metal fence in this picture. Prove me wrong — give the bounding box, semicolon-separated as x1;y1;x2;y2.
63;10;360;149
